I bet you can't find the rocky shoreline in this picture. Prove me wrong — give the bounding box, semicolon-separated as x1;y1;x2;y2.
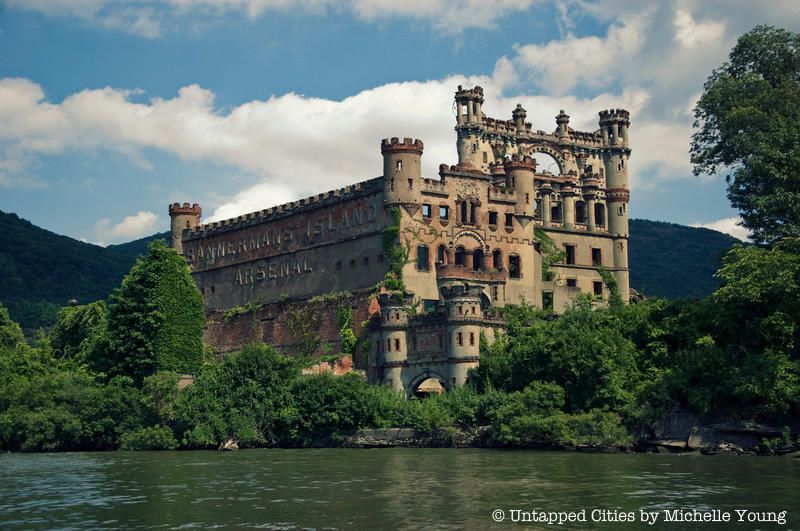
339;410;800;457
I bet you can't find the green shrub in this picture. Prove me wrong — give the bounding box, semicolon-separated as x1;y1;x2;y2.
120;426;178;450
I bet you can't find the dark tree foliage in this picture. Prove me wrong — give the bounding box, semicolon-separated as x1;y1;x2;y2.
98;240;205;382
50;301;107;361
691;26;800;244
0;303;25;350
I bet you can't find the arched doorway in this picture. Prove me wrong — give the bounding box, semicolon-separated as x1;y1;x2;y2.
413;377;446;399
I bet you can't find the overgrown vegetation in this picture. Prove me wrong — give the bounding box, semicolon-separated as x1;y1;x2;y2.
534;227;566;281
1;26;798;453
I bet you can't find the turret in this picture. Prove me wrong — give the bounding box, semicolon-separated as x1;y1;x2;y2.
599;108;630;148
555;109;570;139
168;202;201;255
512;104;527;134
454;85;485;169
377;291;411;393
599;108;631;303
441;283;484;387
504;154;537;219
382;137;423;205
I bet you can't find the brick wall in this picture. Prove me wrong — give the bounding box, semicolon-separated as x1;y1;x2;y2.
204;288;379;369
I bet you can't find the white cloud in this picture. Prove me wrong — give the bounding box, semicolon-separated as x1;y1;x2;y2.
0;74;655;222
94;210;160;243
511;12;648;95
691;217;750;242
4;0;539;37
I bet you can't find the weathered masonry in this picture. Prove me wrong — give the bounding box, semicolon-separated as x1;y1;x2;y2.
170;85;631;397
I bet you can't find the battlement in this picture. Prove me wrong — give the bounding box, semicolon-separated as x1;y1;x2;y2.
455;84;484;101
599;108;630;124
504;154;537;171
381;137;424;155
169;202;202;216
441;283;485;301
184;177;382;240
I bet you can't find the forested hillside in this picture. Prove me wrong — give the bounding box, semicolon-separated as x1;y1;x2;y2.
629;219;741;299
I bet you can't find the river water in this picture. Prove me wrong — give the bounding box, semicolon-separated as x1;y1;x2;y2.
0;449;798;530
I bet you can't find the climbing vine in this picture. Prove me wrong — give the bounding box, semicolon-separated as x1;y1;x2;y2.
534;228;566;281
597;267;623;308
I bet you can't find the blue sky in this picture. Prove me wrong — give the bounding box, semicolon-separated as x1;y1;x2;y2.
1;1;798;244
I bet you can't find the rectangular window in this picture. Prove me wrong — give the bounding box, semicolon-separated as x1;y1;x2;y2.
336;261;342;270
542;291;554;310
552;203;563;222
534;199;543;220
509;255;521;279
566;278;577;288
469;332;475;346
482;151;488;163
395;338;401;351
488;211;498;225
592;248;602;266
417;245;430;271
565;245;575;265
457;332;463;346
492;286;499;301
363;256;369;266
593;281;603;296
422;203;431;218
350;259;356;267
439;205;449;220
387;338;391;352
505;213;514;227
377;254;384;263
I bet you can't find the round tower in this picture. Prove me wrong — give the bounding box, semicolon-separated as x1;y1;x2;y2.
442;284;484;387
382;137;423;205
168;202;202;255
599;108;631;303
454;85;485;168
377;292;410;394
504;154;537;218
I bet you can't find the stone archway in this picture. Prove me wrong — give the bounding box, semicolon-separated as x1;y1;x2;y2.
408;370;449;398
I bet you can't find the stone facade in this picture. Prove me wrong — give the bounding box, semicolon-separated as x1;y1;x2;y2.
169;85;631;397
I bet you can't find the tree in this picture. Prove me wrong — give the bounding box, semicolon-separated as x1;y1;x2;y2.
691;26;800;244
50;301;106;361
0;303;25;351
97;240;205;382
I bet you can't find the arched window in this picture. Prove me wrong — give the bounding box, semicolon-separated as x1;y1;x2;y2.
594;203;606;227
416;245;430;271
460;202;468;223
454;246;466;266
472;249;484;271
437;244;447;265
492;249;502;270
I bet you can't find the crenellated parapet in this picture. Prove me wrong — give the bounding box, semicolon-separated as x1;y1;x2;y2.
381;137;424;155
169;202;202;216
183;177;383;241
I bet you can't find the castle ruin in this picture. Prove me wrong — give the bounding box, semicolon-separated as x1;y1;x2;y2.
169;85;631;397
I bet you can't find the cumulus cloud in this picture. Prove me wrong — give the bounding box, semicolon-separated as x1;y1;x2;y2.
94;210;160;243
691;217;750;242
4;0;539;37
0;74;654;222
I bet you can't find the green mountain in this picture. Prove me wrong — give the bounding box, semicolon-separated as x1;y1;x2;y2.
0;210;168;331
0;210;740;331
629;218;742;299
